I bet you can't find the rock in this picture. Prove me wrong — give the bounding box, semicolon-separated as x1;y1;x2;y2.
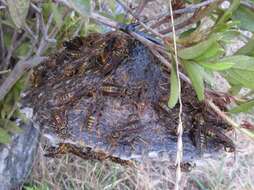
0;121;40;190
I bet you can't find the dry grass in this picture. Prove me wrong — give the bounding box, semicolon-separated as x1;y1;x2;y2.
25;128;254;190
187;131;254;190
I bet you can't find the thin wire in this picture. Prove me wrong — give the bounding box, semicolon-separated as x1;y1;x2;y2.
168;1;183;190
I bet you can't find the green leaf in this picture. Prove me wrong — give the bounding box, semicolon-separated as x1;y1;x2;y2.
221;55;254;72
229;85;242;95
180;21;201;38
236;35;254;56
233;5;254;32
178;36;218;60
213;20;239;33
114;13;129;24
15;42;31;58
168;62;179;108
183;62;205;101
66;0;91;17
199;62;235;71
6;0;30;28
230;99;254;113
0;128;11;144
200;69;215;87
1;103;13;118
220;30;241;43
223;69;254;89
216;0;240;26
2;119;23;134
13;110;28;124
195;42;224;62
108;1;116;13
50;3;63;28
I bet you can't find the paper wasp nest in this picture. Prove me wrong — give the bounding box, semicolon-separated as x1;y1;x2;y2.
27;31;234;165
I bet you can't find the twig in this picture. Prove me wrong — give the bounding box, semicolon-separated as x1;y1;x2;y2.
134;0;153;16
0;3;58;101
241;0;254;10
167;1;183;190
160;15;195;35
24;23;37;41
0;69;10;74
37;13;56;56
30;3;42;13
115;0;164;39
35;12;40;37
150;14;182;29
206;99;254;139
59;0;121;30
0;20;5;62
150;0;217;29
90;12;119;29
161;1;219;35
0;56;47;101
158;0;217;21
45;14;54;32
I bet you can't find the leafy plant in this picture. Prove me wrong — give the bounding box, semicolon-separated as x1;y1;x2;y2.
0;75;27;144
0;0;100;144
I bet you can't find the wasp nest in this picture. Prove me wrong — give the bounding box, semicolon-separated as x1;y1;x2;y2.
27;31;235;167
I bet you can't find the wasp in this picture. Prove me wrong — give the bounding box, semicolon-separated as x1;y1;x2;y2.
63;65;77;77
53;92;76;106
106;120;146;151
100;83;125;97
170;162;196;172
190;113;208;155
44;143;70;157
30;69;44;87
109;156;134;166
87;115;96;129
191;125;206;155
83;32;104;47
112;47;129;57
52;109;67;134
106;130;145;151
45;143;88;159
122;81;148;101
191;113;235;153
153;101;173;117
159;102;172;114
98;51;110;66
203;126;235;152
98;36;129;76
99;55;120;76
63;36;84;51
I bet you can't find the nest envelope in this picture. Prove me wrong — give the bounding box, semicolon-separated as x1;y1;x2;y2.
27;31;235;165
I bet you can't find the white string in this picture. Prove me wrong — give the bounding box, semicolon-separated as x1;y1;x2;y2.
168;1;183;190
